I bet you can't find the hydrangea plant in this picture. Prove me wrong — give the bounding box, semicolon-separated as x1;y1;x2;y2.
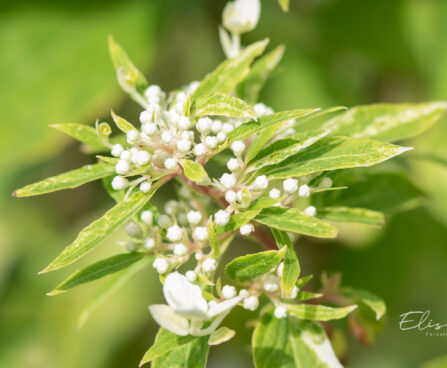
14;0;447;366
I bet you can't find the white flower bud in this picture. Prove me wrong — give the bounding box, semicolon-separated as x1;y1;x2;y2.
220;173;237;189
276;262;284;277
143;237;155;250
227;158;240;172
181;130;194;141
161;131;173;143
254;103;273;117
127;129;140;145
136;150;151;166
195;251;203;260
185;270;197;282
298;184;310;198
153;257;169;274
283;178;298;193
225;190;237;204
187;211;202;225
239;289;249;298
216;131;227;143
197;117;212;134
243;296;259;311
167;225;183;242
115;160;130;175
205;136;218;149
288;286;299;299
194;227;208;242
211;120;223;133
164;200;178;215
145;84;162;97
126;241;139;252
222;122;234;133
178;116;191;130
140;210;153;225
194;143;206;156
126;221;143;238
269;188;281;199
158;215;173;228
142;122;157;136
240;223;254;236
139;181;152;193
202;258;216;272
274;305;287;319
320;177;333;188
223;0;261;34
111;144;124;157
140;110;152;124
173;243;187;256
214;210;230;226
252;175;268;190
164;157;177;170
303;206;316;217
177;139;192;153
231;140;245;156
111;176;129;190
263;275;280;292
222;285;237;299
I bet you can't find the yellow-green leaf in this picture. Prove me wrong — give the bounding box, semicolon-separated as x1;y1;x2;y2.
190;92;255;120
317;206;385;226
285;303;357;321
181;159;210;184
111;110;136;133
50;123;106;149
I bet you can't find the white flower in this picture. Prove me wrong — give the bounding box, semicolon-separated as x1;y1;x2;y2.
298;184;310;197
153;257;169;274
214;210;230;225
161;131;173;143
149;272;242;336
254;103;273;117
319;177;333;188
167;225;183;242
111;176;129;190
194;143;206;156
120;150;131;161
143;238;155;250
178;116;191;130
140;110;152;124
136;150;151;166
145;84;162;97
222;122;234;133
181;130;194;141
177;139;192;153
222;285;237;299
158;214;173;228
303;206;316;217
225;190;237;204
141;210;153;225
140;181;152;193
142;122;157;136
283;178;298;193
227;158;240;172
202;258;217;272
111;144;124;157
274;305;287;319
216;131;227;143
239;289;249;298
211;120;223;133
164;200;178;215
223;0;261;34
187;211;202;225
220;173;237;189
164;158;177;170
243;296;259;311
127;129;140;144
231;140;246;156
185;270;197;282
126;222;143;238
197;117;212;134
205;136;218;149
195;227;208;242
174;243;187;256
263;275;280;292
252;175;268;190
240;223;254;236
115;160;130;175
269;188;281;199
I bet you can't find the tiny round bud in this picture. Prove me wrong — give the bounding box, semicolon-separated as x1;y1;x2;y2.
126;241;139;252
153;257;169;274
167;225;183;242
164;157;177;170
220;173;237;189
197;117;212;134
139;181;152;193
143;237;155;250
194;143;206;156
222;122;234;133
320;177;333;188
240;223;254;236
195;251;203;260
274;305;287;319
161;131;173;143
158;215;173;228
120;150;132;161
205;136;218;149
252;175;268;190
216;131;227;143
227;158;240;172
111;144;124;157
115;160;130;175
142;122;157;136
140;110;152;124
178;116;191;130
126;221;143;239
136;150;151;166
127;129;140;145
298;184;310;198
243;296;259;311
214;210;230;226
225;190;237;204
111;176;129;190
202;258;216;272
144;84;162;97
303;206;316;217
269;188;281;199
283;178;298;193
173;243;187;256
239;289;249;298
222;285;237;299
231;140;246;156
194;227;208;242
187;211;202;225
211;119;223;134
177;139;192;153
186;270;197;282
263;275;280;292
140;210;153;225
164;200;178;215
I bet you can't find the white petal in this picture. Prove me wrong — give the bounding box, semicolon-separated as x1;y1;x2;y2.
207;296;242;318
149;304;189;336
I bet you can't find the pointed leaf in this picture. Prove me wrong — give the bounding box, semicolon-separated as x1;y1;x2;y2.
342;287;386;320
317;206;385;226
207;218;219;256
208;327;235;345
50;123;106;149
278;0;290;12
181;159;210;184
245;122;282;163
285;303;357;321
190;92;255;120
111;110;136;133
295;291;323;301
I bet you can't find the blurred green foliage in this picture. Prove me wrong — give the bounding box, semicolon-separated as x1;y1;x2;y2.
1;0;447;367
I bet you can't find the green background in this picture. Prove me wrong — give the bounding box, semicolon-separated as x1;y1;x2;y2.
1;0;447;367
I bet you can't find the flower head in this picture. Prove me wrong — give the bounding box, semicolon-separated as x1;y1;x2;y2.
223;0;261;34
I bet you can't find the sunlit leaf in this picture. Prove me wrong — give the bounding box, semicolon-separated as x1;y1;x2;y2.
317;206;385;226
50;123;106;149
208;327;235;346
181;159;210;184
285;303;357;321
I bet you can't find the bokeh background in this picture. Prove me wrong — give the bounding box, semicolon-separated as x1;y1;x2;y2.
1;0;447;367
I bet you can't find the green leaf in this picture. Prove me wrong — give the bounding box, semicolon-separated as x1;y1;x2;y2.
252;309;343;368
245;122;283;164
342;287;386;320
225;109;319;149
190;92;256;120
249;196;284;210
317;206;385;226
237;45;285;104
296;275;313;288
180;159;210;184
50;123;106;149
295;291;322;301
40;185;161;273
272;229;300;297
208;327;236;346
421;355;447;368
262;137;411;179
278;0;290;12
13;162;115;197
191;39;269;102
225;250;283;283
215;209;261;235
111;110;136;133
207;218;219;256
255;207;337;238
248;128;331;170
285;303;357;321
48;253;146;296
322;102;447;142
108;35;148;107
152;335;210;368
140;329;196;366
